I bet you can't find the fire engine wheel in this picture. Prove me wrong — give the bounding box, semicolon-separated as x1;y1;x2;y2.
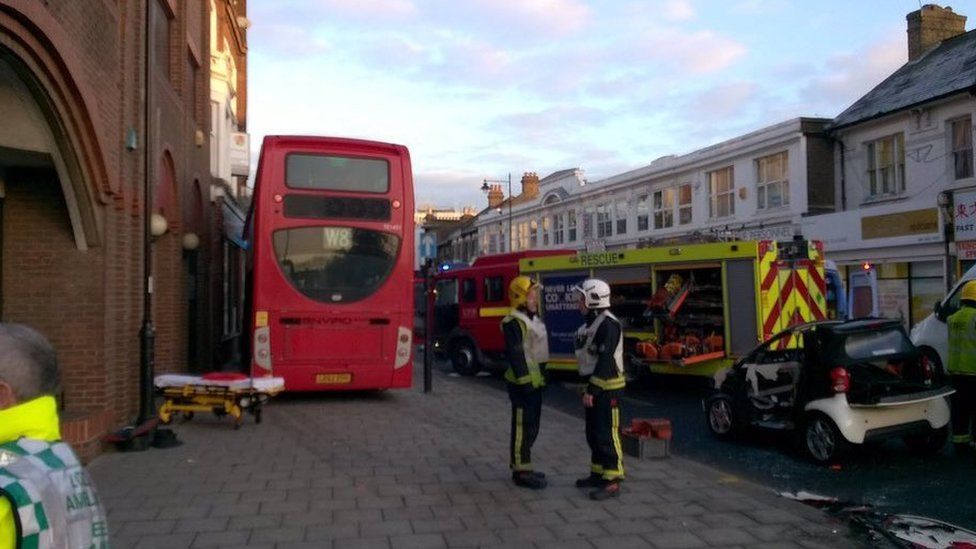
449;338;482;376
705;395;736;438
803;414;848;464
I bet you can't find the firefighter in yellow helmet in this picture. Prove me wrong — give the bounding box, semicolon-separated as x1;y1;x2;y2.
948;280;976;455
501;276;549;489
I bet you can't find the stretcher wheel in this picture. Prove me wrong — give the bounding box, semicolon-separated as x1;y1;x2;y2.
181;412;194;423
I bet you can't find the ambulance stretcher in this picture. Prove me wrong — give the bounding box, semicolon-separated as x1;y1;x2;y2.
154;373;285;429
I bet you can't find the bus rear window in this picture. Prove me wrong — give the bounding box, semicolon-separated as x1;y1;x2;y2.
285;153;390;193
273;226;400;303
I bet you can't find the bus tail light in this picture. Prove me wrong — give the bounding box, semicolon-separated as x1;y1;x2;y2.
394;326;412;369
254;326;272;373
830;367;850;394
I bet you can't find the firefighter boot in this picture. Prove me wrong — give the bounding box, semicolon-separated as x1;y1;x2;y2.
512;471;547;490
575;473;602;488
589;480;621;501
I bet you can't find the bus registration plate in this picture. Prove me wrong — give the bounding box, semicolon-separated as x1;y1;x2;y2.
316;373;352;384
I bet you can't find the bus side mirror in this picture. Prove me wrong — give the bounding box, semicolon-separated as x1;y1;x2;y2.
934;301;946;322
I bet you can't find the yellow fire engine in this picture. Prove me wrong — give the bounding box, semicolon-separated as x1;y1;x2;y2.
519;238;827;377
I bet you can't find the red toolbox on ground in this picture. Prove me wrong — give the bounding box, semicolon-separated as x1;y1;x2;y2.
621;418;671;459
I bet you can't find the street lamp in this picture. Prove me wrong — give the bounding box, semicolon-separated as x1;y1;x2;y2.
482;174;512;252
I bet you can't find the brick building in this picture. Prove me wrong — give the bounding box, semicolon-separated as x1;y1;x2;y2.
0;0;243;458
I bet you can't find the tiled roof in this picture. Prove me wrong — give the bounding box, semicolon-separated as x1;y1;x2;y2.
829;29;976;130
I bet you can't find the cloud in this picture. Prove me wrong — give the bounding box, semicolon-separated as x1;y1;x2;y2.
639;29;748;73
687;81;761;120
466;0;593;34
317;0;417;17
798;33;906;115
662;0;696;21
256;30;332;59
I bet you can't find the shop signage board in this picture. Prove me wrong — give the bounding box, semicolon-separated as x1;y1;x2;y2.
861;208;939;240
952;190;976;242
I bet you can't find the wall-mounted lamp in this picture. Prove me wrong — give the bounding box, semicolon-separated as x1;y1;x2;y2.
182;232;200;251
938;190;953;209
150;213;169;237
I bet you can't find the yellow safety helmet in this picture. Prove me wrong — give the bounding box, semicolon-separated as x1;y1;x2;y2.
509;276;539;308
962;280;976;303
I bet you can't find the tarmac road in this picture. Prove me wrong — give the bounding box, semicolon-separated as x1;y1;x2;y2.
452;363;976;531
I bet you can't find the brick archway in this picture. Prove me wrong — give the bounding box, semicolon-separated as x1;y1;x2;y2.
0;5;110;249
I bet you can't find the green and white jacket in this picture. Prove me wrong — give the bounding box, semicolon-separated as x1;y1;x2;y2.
0;438;107;549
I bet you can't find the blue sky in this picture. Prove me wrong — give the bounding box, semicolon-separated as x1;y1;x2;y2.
247;0;950;210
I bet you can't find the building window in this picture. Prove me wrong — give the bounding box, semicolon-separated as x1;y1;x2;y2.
678;184;692;225
637;195;649;231
185;55;199;122
518;222;530;251
209;101;220;176
596;203;612;238
615;199;628;235
708;167;734;218
461;278;477;303
756;151;789;210
152;0;173;82
529;220;538;248
654;188;675;229
866;134;905;197
484;276;505;302
952;117;973;180
568;209;578;242
553;213;565;245
542;217;550;246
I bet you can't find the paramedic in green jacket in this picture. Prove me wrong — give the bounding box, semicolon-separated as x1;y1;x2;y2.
502;276;549;489
948;280;976;455
0;323;108;549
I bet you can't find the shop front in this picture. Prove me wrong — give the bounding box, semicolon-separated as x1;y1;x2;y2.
802;204;945;328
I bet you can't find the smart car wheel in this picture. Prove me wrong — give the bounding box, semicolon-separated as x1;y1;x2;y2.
706;395;736;438
803;414;848;464
450;338;482;376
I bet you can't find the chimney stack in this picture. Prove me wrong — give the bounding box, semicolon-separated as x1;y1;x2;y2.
907;4;967;61
487;184;504;209
520;172;540;200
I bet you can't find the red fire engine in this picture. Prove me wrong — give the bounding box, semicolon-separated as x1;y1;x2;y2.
429;250;572;375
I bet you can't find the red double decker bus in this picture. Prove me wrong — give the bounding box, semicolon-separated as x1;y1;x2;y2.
247;136;415;391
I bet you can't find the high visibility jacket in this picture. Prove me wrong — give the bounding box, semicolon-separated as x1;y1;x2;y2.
0;397;107;549
502;309;549;388
948;305;976;376
575;310;626;393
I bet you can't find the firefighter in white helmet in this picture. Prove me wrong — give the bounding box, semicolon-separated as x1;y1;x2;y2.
573;278;626;500
501;276;549;489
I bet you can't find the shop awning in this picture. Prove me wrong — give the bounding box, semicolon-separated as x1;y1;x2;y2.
222;201;249;249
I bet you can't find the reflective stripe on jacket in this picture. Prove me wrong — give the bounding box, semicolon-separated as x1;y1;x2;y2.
948;305;976;375
501;311;548;388
576;310;626;393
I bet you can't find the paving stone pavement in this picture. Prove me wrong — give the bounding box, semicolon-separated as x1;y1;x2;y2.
89;365;863;548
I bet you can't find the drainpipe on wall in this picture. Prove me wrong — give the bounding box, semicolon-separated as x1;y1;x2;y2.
835;135;847;212
137;0;156;427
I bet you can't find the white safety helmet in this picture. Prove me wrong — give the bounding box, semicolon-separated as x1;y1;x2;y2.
575;278;611;309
